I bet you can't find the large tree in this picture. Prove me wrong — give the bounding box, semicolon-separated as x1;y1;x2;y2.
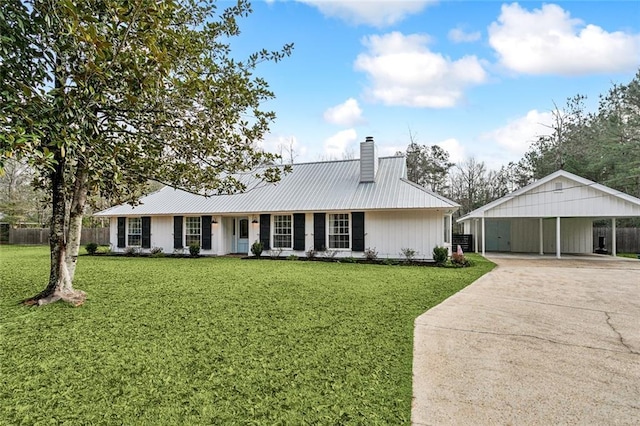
514;70;640;196
0;0;292;306
398;131;454;194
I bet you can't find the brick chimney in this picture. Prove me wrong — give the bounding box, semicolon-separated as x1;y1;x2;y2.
360;136;378;183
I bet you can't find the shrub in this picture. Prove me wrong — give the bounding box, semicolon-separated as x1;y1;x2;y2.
322;249;338;259
305;248;317;259
85;242;99;256
287;254;298;261
268;248;283;259
400;247;417;262
251;241;263;257
341;256;357;263
382;258;398;266
150;247;164;258
124;246;139;256
364;247;378;260
432;246;448;266
189;244;200;257
451;252;471;267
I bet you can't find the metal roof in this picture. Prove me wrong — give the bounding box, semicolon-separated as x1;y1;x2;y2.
95;156;459;217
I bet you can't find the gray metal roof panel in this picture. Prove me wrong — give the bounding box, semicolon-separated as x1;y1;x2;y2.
95;156;459;216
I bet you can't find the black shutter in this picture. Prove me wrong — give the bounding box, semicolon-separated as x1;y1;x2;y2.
141;216;151;248
201;216;212;250
293;213;305;251
352;212;365;252
173;216;183;249
260;214;270;250
313;213;326;251
117;217;126;248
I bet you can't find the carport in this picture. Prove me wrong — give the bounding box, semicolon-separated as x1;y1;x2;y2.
458;170;640;258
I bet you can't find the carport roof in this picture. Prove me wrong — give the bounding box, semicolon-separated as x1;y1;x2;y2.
458;170;640;221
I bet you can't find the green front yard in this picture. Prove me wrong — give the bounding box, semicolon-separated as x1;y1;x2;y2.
0;246;493;424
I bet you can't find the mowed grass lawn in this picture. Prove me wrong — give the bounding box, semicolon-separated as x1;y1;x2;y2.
0;246;494;425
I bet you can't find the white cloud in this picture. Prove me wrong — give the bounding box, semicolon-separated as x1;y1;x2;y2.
323;98;365;126
481;109;553;158
448;27;481;43
435;138;466;164
488;3;640;75
354;32;487;108
296;0;436;27
323;128;358;158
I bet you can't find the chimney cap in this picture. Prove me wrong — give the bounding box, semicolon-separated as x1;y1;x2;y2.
365;136;374;143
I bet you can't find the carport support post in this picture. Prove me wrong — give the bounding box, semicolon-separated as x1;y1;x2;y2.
556;216;561;259
481;216;485;257
611;218;617;257
539;217;544;255
474;219;478;253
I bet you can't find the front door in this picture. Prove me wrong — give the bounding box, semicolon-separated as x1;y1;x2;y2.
236;217;249;254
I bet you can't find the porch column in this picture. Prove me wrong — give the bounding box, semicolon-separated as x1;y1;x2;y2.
481;216;486;257
448;213;453;252
611;218;617;257
539;218;544;255
474;219;479;253
556;216;561;259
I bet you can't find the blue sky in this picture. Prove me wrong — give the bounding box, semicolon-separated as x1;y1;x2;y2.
232;1;640;169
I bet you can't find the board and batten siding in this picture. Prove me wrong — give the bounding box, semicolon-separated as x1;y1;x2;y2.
464;217;593;254
365;210;444;260
110;215;220;254
108;211;448;258
542;217;593;254
485;176;640;218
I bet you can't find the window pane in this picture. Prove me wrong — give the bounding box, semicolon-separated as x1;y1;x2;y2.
185;217;201;246
239;219;249;238
273;215;292;248
328;213;349;249
127;218;142;246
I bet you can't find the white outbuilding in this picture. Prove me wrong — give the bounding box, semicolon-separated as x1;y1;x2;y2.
457;170;640;258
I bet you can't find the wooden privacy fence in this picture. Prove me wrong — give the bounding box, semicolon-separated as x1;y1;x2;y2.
6;227;110;246
593;227;640;253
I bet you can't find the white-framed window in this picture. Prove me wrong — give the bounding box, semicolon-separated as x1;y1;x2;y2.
185;217;201;246
273;215;292;248
328;213;350;249
128;217;142;246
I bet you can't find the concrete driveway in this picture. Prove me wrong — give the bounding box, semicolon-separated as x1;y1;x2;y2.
412;254;640;425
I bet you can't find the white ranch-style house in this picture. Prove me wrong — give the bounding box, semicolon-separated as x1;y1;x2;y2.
96;138;460;259
458;170;640;258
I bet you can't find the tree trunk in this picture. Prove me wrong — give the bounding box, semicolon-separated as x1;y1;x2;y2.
66;165;89;281
23;154;86;307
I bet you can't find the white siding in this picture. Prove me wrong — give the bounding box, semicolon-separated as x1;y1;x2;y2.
109;217;118;251
486;176;640;218
108;210;446;259
510;218;540;252
305;213;314;254
463;217;593;254
543;218;593;254
366;210;444;260
151;216;174;253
